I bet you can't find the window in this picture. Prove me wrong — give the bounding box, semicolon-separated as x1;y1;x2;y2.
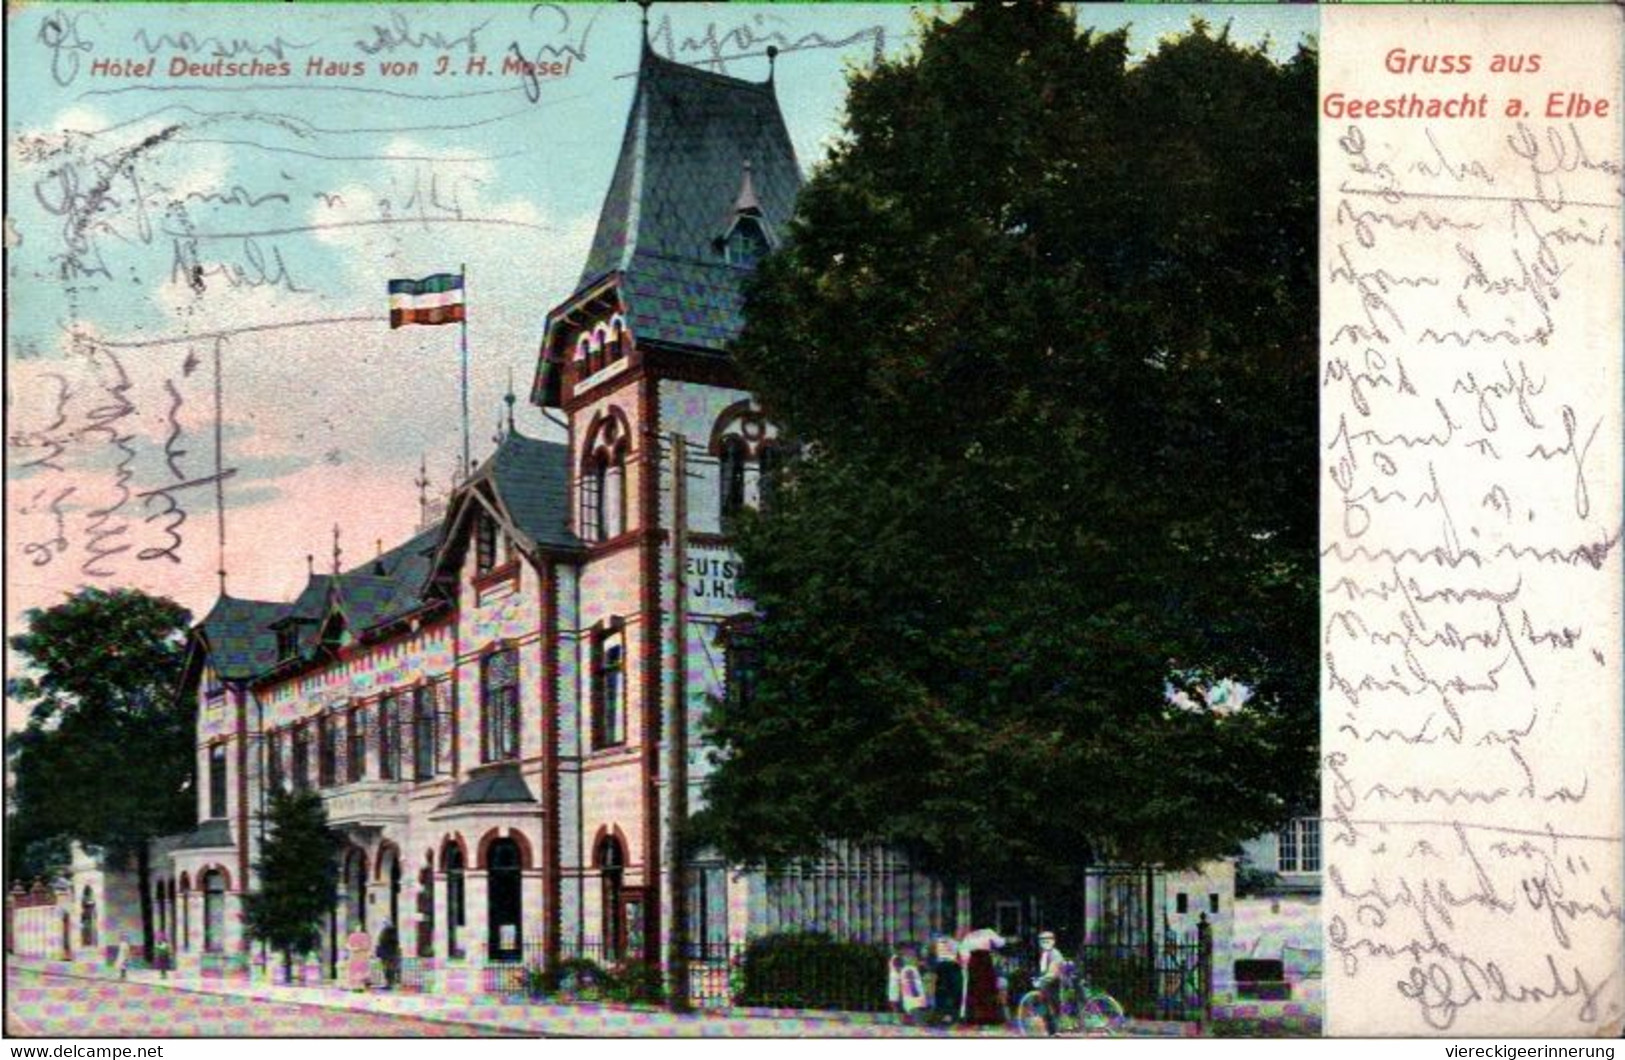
267;729;284;792
475;511;498;575
581;423;628;544
413;686;438;780
592;629;626;749
719;436;747;523
487;838;523;960
685;864;729;960
208;743;228;819
292;723;311;791
758;444;782;511
1278;816;1321;873
347;706;365;783
318;713;337;787
80;887;97;948
482;648;520;762
445;846;466;960
204;667;225;703
378;695;400;781
202;871;225;954
597;835;626;960
725;624;760;712
276;626;298;662
724;217;770;268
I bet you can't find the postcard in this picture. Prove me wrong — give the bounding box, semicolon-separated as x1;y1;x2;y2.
3;0;1620;1044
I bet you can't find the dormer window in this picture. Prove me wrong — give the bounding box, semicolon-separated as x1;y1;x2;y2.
475;510;498;575
321;613;345;651
724;216;770;268
276;627;298;662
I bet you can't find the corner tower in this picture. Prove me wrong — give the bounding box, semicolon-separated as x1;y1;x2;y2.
534;40;802;970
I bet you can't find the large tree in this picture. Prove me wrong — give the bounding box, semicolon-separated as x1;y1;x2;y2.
244;789;340;983
696;4;1318;895
8;588;194;956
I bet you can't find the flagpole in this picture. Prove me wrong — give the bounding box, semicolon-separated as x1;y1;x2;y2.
460;262;471;479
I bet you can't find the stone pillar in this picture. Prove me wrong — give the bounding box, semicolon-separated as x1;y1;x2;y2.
522;868;545;959
464;870;489;967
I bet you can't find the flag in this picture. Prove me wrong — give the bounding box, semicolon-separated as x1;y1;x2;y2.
388;273;465;328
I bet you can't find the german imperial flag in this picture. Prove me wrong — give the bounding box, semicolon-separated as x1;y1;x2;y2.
388;273;465;328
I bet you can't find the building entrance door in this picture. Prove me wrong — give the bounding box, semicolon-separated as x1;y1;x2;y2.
486;839;522;961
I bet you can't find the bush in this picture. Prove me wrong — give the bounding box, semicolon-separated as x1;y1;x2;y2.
733;932;890;1012
545;957;609;999
604;959;666;1004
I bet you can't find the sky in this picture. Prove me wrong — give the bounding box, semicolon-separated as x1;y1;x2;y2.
3;2;1316;727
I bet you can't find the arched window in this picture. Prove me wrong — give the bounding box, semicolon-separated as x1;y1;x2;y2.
581;417;628;543
445;846;466;959
486;838;523;960
596;834;626;960
80;887;96;948
719;436;748;523
202;870;226;954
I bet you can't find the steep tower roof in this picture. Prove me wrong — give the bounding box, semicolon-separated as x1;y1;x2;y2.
535;46;802;405
579;48;802;294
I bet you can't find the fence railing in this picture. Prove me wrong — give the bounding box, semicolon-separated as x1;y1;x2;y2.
463;929;1210;1022
481;942;548;996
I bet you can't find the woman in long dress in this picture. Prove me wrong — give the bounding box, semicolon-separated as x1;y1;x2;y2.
958;928;1006;1026
931;936;961;1023
344;927;372;992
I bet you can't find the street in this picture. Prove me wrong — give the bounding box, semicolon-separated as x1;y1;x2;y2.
5;967;504;1037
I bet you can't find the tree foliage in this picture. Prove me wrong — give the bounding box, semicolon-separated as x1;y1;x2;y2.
8;589;193;874
697;4;1317;890
244;788;340;979
8;588;194;956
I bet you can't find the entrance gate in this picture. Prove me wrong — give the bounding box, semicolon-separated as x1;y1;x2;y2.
1079;866;1211;1023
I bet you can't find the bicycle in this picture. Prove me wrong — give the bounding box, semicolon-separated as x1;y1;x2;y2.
1014;964;1126;1037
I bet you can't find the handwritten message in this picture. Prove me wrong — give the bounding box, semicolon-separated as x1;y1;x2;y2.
1321;8;1623;1036
6;3;901;629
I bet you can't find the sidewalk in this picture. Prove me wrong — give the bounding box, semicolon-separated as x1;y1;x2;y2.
11;956;1198;1037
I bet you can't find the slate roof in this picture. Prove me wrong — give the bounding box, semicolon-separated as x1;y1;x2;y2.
174;819;233;851
575;47;803;350
476;431;578;551
331;524;444;631
196;596;290;680
438;763;537;808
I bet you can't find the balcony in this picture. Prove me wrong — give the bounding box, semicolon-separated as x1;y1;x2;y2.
321;780;409;828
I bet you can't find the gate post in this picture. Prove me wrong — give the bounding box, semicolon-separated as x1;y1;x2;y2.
1197;912;1213;1025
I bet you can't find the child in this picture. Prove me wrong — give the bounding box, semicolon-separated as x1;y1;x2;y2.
887;951;904;1015
154;931;172;980
113;935;131;980
899;950;929;1024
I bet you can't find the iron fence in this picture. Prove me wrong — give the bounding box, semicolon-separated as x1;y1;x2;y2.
398;956;432;993
481;942;548;996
